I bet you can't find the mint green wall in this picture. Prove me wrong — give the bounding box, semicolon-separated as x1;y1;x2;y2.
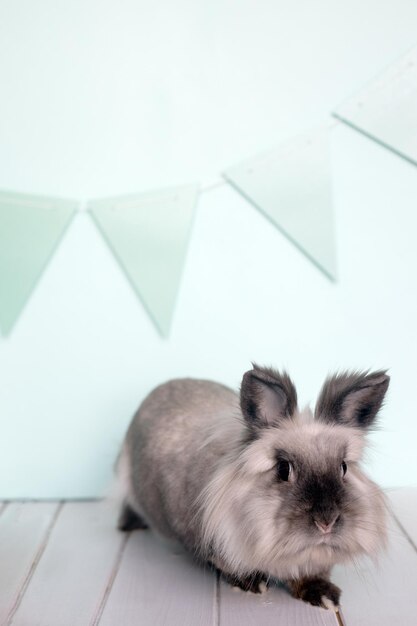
0;1;416;497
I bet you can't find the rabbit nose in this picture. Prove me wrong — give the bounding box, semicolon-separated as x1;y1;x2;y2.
314;514;340;534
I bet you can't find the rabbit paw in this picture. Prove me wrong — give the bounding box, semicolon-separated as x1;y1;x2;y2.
222;571;268;594
287;576;341;609
117;502;148;532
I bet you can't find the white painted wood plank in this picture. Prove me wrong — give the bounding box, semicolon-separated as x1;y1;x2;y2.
333;513;417;626
388;486;417;548
0;502;59;625
218;580;339;626
10;500;124;626
98;531;216;626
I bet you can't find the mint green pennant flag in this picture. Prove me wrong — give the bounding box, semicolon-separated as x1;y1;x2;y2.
0;192;77;335
88;185;199;337
334;46;417;166
224;126;337;280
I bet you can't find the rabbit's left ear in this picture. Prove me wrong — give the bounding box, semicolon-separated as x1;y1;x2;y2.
240;364;298;429
315;370;389;428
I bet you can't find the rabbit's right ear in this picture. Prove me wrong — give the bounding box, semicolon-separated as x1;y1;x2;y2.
240;364;298;430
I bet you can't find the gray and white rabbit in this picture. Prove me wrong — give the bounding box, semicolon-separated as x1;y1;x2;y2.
117;365;389;609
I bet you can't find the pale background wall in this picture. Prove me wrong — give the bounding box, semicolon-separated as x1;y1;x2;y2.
0;0;416;497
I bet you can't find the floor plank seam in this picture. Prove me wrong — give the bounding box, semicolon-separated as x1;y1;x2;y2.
4;501;64;626
213;570;220;626
335;608;346;626
89;530;130;626
0;502;9;518
389;508;417;554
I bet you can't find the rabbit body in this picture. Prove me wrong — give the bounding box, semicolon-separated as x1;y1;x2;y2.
119;378;240;551
118;366;389;607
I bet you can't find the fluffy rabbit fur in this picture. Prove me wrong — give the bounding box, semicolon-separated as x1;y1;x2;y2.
117;365;389;609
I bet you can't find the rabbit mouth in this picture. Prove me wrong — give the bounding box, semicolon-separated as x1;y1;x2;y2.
318;534;335;544
316;532;341;548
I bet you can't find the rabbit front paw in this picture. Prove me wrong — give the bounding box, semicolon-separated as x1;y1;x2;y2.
286;576;341;609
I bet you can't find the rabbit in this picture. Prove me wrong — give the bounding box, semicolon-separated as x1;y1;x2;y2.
116;364;389;610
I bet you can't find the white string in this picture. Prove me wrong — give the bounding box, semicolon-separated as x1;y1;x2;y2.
2;115;344;211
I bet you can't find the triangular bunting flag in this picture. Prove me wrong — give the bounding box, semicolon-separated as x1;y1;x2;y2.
334;46;417;166
224;126;337;280
88;185;199;337
0;191;77;335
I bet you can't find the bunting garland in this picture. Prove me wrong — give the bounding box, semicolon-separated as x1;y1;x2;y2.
0;46;416;337
0;192;77;335
334;46;417;166
88;186;198;337
224;126;337;281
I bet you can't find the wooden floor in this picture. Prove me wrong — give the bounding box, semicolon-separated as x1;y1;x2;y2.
0;488;416;626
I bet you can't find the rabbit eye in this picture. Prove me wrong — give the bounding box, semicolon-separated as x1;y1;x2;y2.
340;461;347;477
277;460;292;481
